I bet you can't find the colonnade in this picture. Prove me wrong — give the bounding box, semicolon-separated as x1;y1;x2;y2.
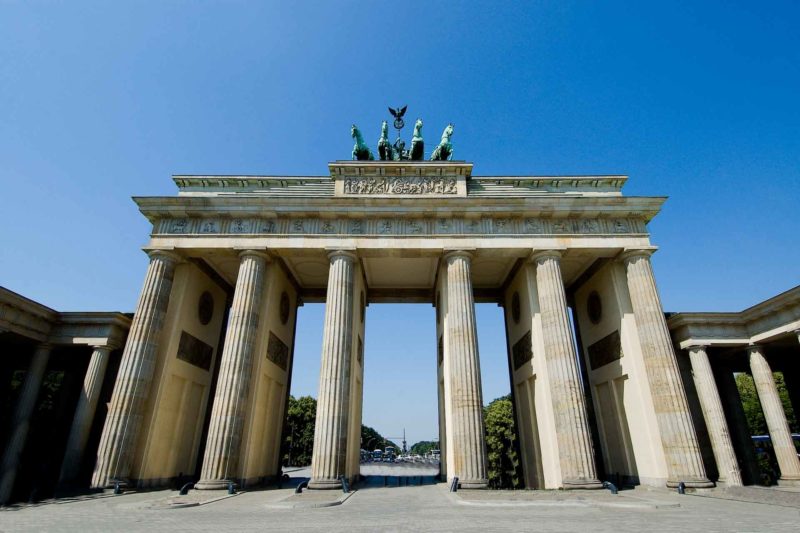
70;245;799;493
685;342;800;487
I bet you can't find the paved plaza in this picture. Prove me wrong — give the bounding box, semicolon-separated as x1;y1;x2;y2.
2;467;799;532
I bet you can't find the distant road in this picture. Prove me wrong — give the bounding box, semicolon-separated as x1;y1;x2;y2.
360;461;440;477
283;461;440;478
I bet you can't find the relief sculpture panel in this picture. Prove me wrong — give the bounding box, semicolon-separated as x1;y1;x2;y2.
343;176;457;195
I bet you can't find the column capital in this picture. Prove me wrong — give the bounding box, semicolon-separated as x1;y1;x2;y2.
35;342;55;352
529;249;565;263
746;343;766;355
326;249;357;262
685;343;710;353
90;344;116;352
236;249;271;261
443;249;475;262
618;246;659;263
144;248;183;263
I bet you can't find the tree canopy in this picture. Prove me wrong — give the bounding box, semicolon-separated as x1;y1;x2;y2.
484;394;523;489
409;440;439;456
280;395;399;466
735;372;798;435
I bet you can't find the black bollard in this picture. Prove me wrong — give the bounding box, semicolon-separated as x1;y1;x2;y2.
449;476;459;493
227;482;236;495
179;482;193;496
295;480;308;494
113;481;122;495
677;482;686;495
602;481;618;495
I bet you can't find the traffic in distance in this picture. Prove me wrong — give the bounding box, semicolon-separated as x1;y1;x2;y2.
360;447;441;464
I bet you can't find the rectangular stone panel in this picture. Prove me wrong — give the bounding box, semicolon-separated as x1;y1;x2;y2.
587;330;623;370
266;331;289;371
176;331;213;371
512;330;533;370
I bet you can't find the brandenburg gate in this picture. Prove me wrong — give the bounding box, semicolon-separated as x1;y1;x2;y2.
89;159;716;491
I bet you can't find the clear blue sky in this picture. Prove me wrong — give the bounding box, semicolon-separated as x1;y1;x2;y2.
2;2;799;446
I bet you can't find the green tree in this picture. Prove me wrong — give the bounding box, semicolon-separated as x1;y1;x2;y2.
736;372;798;436
361;424;399;452
281;397;400;466
484;395;522;489
409;440;438;456
281;395;317;466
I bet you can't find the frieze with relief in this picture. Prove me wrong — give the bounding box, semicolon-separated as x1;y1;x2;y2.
155;216;646;236
343;176;457;195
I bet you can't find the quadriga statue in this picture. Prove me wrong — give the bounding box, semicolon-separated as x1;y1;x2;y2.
430;123;454;161
409;119;424;160
351;124;375;161
377;121;394;161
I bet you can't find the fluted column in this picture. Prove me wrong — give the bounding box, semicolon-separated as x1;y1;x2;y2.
748;345;800;485
621;249;712;487
714;366;762;485
309;250;356;489
91;250;179;488
687;345;742;486
444;251;488;489
0;343;51;504
532;251;602;488
59;345;114;485
196;250;268;490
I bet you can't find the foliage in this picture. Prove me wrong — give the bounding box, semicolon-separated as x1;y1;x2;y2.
361;424;399;452
281;395;399;466
281;395;317;466
484;395;522;489
735;372;798;435
409;440;438;456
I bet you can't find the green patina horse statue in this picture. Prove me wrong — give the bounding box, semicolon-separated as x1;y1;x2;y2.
409;119;424;160
430;123;454;161
377;120;394;161
351;124;375;161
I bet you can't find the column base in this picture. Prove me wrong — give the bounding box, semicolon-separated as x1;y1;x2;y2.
563;478;604;490
458;478;489;489
667;478;715;489
777;477;800;487
195;479;237;491
308;478;342;490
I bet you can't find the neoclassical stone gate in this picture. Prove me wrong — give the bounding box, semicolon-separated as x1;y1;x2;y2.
90;161;713;491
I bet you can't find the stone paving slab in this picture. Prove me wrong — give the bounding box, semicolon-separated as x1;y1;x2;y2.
448;486;680;509
265;489;355;509
2;483;800;532
144;489;242;510
687;485;800;508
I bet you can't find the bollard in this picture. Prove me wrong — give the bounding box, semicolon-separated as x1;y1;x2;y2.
677;482;686;495
340;476;349;494
227;482;236;495
449;476;459;493
602;481;618;495
113;481;122;495
295;480;308;494
179;482;193;496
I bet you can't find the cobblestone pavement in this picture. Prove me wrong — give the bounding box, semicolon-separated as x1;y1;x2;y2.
2;473;799;532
